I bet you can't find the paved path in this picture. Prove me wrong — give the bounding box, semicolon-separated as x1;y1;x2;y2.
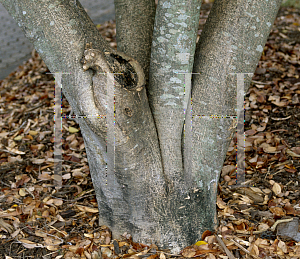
0;0;115;80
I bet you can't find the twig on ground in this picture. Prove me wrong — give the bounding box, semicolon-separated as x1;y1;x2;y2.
214;234;236;259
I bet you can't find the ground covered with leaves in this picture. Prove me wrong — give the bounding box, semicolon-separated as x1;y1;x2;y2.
0;4;300;259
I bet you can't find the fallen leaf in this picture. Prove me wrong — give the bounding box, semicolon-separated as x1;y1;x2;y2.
6;146;25;155
32;158;45;164
272;183;282;196
195;241;208;246
76;205;99;213
69;126;79;133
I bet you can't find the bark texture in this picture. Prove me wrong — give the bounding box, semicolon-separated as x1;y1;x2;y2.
0;0;167;248
0;0;282;253
114;0;156;85
185;0;282;232
148;0;201;195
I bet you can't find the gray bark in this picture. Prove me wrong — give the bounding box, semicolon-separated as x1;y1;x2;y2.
0;0;166;248
0;0;281;253
114;0;156;85
148;0;201;195
186;0;282;232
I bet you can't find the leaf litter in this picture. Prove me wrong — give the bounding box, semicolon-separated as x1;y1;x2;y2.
0;3;300;259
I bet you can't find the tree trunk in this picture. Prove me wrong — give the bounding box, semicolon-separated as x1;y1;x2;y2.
0;0;281;253
188;0;282;235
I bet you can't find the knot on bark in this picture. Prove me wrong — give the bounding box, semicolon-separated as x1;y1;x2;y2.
81;42;145;92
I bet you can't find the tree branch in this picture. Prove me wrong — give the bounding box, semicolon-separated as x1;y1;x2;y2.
148;0;201;193
114;0;156;85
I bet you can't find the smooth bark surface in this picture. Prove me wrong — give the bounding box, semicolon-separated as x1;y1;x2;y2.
186;0;282;232
148;0;201;195
114;0;156;85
